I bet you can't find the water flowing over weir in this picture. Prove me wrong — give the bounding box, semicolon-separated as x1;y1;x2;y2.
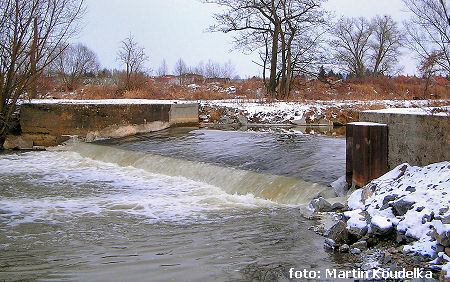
72;142;335;205
0;129;351;281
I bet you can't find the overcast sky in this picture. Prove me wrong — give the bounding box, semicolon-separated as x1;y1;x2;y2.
76;0;415;77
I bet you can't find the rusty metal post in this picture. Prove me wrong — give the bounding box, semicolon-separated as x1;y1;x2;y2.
346;122;389;187
346;124;353;187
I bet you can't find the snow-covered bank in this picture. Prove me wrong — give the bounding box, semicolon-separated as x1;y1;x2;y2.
339;162;450;278
200;99;450;125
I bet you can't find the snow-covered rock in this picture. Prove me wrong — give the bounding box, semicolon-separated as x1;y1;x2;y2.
370;215;393;235
345;161;450;275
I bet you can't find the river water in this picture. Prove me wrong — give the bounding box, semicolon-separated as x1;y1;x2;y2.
0;128;350;281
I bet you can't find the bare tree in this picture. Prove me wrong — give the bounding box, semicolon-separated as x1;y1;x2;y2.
174;58;187;84
53;43;99;91
192;61;205;77
0;0;84;149
330;17;373;78
204;59;221;79
117;35;149;90
420;51;443;96
278;1;327;98
221;60;236;79
156;59;168;77
403;0;450;75
370;15;403;75
205;0;327;98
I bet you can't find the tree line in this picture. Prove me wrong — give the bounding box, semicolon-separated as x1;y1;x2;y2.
44;34;238;92
204;0;450;99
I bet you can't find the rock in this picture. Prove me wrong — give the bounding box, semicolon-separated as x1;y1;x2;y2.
382;194;398;206
317;117;331;126
345;210;369;239
4;135;33;150
237;115;248;125
348;225;368;239
442;214;450;224
396;232;415;244
219;116;234;124
432;227;450;247
351;248;362;255
445;247;450;257
416;206;425;212
325;220;349;244
391;199;415;216
290;116;306;125
435;244;445;253
324;238;338;250
199;114;209;122
310;197;333;212
352;240;368;250
422;212;434;224
330;176;348;197
370;215;393;235
339;244;350;253
405;186;416;192
438;207;449;215
331;202;346;212
383;253;393;264
361;183;377;203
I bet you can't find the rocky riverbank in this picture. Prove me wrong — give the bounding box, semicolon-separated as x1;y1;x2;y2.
309;161;450;280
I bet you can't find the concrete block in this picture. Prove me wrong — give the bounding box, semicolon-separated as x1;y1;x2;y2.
360;112;449;168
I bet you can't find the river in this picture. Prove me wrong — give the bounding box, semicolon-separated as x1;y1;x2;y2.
0;128;352;281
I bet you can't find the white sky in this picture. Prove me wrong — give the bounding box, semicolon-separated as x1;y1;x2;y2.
76;0;416;77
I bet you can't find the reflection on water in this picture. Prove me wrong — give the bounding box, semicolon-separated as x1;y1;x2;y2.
0;129;350;281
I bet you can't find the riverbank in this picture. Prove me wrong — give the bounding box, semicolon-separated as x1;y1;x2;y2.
199;99;449;126
311;161;450;280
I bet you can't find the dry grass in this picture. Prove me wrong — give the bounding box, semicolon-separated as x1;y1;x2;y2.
41;75;449;102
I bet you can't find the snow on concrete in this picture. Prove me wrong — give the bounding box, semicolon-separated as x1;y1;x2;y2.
348;122;387;126
364;106;450;116
24;99;195;105
346;161;450;273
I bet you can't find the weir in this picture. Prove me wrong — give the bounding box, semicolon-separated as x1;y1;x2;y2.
71;142;335;204
6;100;199;149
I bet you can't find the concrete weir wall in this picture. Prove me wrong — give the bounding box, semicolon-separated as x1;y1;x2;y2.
359;111;449;168
14;101;198;147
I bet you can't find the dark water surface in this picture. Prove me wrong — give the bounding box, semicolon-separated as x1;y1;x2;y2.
100;127;346;185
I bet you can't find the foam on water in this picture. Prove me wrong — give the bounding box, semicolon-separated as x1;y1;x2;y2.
0;150;274;226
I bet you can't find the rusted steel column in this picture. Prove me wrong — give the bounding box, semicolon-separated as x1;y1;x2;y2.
347;122;389;187
346;124;353;187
